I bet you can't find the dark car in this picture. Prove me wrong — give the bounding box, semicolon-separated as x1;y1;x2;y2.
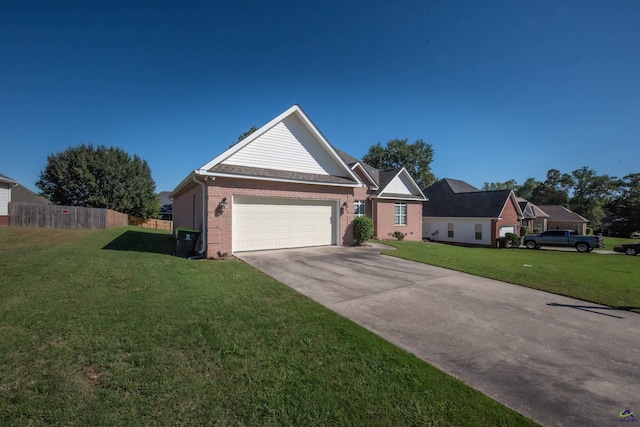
613;242;640;256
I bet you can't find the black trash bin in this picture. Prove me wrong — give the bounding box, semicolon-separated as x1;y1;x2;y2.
175;227;201;258
497;236;507;248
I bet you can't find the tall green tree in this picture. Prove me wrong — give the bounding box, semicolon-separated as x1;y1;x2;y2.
609;173;640;236
530;169;574;205
37;144;159;218
482;180;519;191
569;166;615;227
362;138;435;189
515;178;540;201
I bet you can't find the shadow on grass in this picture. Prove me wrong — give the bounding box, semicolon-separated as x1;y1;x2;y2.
103;230;175;255
547;302;640;318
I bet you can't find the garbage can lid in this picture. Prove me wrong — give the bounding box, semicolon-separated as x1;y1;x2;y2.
176;227;199;233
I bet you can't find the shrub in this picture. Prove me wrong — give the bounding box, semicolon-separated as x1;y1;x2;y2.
631;231;640;239
504;232;521;248
520;225;531;237
393;231;405;241
353;216;374;246
586;227;593;235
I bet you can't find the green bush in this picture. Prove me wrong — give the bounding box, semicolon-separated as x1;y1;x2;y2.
520;225;531;237
353;216;374;246
505;232;521;248
393;231;405;241
586;227;593;235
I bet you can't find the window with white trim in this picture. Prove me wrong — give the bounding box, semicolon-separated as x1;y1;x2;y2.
475;223;482;240
354;200;366;217
394;202;407;225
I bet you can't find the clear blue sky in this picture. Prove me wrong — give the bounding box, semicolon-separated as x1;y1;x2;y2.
2;1;639;193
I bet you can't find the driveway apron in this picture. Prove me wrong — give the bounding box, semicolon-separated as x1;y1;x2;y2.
237;244;640;427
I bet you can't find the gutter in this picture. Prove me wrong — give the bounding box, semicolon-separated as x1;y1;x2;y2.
191;175;207;257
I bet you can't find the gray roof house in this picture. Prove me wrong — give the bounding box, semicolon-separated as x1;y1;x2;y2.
0;173;49;226
422;178;523;247
537;205;589;235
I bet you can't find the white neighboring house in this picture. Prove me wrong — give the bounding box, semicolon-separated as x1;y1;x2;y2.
0;173;18;226
422;178;523;247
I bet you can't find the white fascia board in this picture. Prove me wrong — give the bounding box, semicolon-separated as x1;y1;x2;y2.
375;167;427;200
498;191;525;220
195;169;360;188
351;163;378;190
198;105;363;186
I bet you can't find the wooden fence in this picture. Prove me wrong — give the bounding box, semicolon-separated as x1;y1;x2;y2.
130;218;173;231
9;202;128;229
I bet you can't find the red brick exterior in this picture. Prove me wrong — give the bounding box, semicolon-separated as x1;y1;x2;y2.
373;199;422;241
492;197;521;246
0;216;9;227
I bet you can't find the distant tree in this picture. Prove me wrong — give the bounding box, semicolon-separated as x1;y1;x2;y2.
482;180;518;191
608;173;640;236
363;138;435;189
515;177;540;201
228;126;259;148
37;144;158;218
569;166;615;227
530;169;574;206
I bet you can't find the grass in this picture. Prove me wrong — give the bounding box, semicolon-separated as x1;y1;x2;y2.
0;227;535;426
381;240;640;313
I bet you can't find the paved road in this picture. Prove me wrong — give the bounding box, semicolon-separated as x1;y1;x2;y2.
238;244;640;427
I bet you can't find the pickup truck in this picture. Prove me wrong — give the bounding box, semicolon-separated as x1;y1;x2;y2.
523;229;604;252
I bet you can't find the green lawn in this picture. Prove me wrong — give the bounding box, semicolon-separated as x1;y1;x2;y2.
381;240;639;313
0;227;535;426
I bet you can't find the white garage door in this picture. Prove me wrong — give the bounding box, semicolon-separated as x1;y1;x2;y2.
233;197;337;252
499;226;516;236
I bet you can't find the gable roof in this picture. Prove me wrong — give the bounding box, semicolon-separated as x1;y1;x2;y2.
517;198;550;219
537;205;588;223
0;173;18;186
11;184;50;204
172;105;362;197
423;178;522;218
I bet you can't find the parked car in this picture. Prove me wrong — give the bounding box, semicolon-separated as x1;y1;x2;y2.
613;242;640;256
523;229;604;252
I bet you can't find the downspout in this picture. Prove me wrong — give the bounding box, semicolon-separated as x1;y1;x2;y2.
192;174;207;257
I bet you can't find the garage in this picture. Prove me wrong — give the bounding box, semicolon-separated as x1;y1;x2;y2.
232;196;338;252
499;226;516;236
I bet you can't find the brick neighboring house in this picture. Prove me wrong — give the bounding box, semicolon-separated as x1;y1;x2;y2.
536;205;589;235
518;198;550;233
0;173;49;226
170;105;426;258
422;178;523;247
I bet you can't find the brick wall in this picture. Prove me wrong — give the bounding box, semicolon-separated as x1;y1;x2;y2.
494;198;521;246
374;199;422;242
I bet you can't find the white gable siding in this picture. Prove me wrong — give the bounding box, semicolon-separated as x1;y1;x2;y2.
384;173;418;195
0;184;10;215
423;217;492;246
221;115;345;176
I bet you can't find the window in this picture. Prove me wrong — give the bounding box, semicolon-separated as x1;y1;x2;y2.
475;224;482;240
354;200;366;217
394;202;407;225
448;223;454;238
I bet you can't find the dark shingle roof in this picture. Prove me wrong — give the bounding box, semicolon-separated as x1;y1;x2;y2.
11;184;50;204
210;164;359;186
423;178;513;218
537;205;588;222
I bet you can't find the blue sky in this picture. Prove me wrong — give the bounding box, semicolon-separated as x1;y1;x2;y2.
2;1;639;193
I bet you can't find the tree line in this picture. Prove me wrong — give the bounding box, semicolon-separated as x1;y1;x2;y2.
482;168;640;237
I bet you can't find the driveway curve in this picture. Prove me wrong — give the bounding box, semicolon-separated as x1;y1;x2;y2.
238;244;640;426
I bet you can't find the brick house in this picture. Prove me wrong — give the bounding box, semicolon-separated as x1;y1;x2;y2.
170;105;426;258
422;178;523;247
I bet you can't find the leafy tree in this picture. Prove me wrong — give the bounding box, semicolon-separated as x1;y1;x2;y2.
608;173;640;236
530;169;574;205
515;177;540;201
229;126;259;148
482;180;518;191
363;138;435;189
37;144;158;218
569;166;615;227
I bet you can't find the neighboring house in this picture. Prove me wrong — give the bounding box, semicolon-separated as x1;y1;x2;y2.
422;178;523;247
536;205;589;235
518;198;549;233
0;174;18;226
170;105;426;258
158;191;173;221
0;173;49;226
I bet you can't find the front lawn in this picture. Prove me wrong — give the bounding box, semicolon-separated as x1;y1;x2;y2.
381;240;639;313
0;227;535;426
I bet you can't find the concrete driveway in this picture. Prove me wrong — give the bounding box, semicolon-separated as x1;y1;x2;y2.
238;244;640;426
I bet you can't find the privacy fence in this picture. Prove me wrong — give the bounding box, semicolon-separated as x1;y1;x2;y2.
9;202;128;229
128;217;173;231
